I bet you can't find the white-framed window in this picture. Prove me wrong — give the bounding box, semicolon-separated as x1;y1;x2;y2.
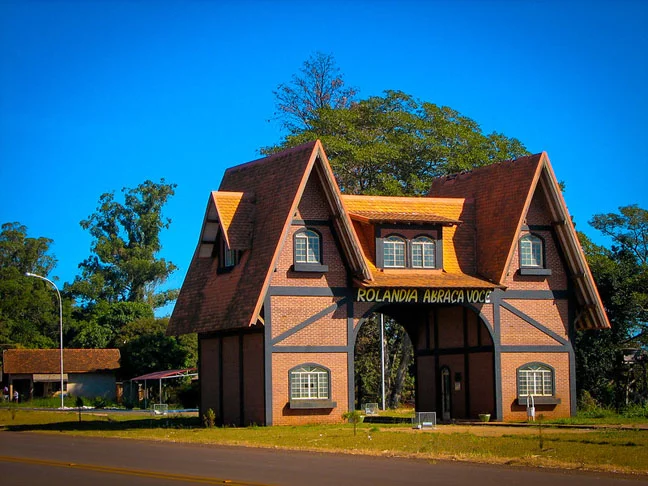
411;236;436;268
383;235;406;268
290;364;330;400
518;363;553;397
295;230;321;264
519;234;543;267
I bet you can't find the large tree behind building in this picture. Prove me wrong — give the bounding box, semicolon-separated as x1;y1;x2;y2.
266;54;528;196
273;51;358;134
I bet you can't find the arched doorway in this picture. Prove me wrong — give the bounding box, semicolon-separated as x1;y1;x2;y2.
353;302;496;420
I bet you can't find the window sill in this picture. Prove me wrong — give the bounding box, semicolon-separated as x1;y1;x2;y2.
293;263;329;273
216;265;235;275
289;399;337;409
517;396;561;406
519;268;552;276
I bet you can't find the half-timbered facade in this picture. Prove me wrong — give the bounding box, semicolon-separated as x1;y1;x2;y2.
168;140;609;425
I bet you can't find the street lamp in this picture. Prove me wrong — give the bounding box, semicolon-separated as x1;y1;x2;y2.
25;272;65;409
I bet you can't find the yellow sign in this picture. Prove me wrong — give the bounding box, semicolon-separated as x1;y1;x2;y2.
356;288;492;304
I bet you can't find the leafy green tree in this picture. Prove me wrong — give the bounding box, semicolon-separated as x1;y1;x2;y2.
66;179;178;307
0;223;64;349
117;317;197;379
273;51;357;133
267;90;528;195
577;205;648;408
68;301;154;349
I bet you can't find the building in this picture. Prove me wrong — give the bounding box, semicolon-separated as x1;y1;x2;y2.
167;140;609;425
3;349;120;401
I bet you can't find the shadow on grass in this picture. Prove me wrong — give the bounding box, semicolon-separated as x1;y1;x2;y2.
3;416;202;433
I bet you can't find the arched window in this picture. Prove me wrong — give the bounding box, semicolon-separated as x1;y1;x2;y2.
383;235;406;268
411;236;436;268
290;364;330;400
518;363;554;397
519;234;543;268
295;229;321;264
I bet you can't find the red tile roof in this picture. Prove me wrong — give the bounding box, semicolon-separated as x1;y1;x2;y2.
3;349;120;374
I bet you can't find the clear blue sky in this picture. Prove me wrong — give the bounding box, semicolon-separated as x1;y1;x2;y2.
1;0;646;312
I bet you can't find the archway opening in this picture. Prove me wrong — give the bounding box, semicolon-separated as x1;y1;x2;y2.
354;311;415;411
354;303;496;421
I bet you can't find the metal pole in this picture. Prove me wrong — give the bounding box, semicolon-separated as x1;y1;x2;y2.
380;313;385;411
26;273;64;409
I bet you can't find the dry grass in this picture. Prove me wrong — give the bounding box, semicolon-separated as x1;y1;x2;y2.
1;409;647;475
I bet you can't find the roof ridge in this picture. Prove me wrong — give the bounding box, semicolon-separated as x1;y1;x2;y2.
224;141;318;176
434;153;544;184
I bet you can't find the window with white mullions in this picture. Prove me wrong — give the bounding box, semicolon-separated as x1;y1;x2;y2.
519;234;543;267
290;365;329;400
411;236;436;268
295;230;321;264
383;235;406;268
518;364;553;396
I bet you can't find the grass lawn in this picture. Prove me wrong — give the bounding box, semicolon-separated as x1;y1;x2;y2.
1;408;647;476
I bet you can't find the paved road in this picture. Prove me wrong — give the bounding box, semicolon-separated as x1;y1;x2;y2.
0;432;643;485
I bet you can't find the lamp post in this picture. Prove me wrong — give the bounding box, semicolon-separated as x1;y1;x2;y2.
25;272;64;409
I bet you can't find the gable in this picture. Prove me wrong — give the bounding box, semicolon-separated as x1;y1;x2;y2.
168;141;370;336
429;154;542;284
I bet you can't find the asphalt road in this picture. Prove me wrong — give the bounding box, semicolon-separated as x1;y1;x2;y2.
0;432;643;485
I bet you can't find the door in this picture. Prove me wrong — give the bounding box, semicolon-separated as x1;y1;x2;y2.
440;367;451;421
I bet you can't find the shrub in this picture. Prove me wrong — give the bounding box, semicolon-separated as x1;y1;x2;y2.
93;396;108;409
342;410;364;436
203;408;216;428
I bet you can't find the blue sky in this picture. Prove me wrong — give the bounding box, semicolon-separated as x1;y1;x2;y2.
1;0;646;312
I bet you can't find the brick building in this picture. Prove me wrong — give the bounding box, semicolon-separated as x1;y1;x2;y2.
167;140;609;425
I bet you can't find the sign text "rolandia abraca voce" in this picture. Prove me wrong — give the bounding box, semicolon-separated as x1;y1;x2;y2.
356;288;492;304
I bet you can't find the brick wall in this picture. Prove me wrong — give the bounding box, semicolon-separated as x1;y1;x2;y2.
271;352;348;425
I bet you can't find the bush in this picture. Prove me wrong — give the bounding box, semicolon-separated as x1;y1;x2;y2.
93;396;108;409
203;408;216;428
622;403;648;419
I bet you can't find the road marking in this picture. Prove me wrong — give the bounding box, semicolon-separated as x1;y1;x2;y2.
0;455;273;485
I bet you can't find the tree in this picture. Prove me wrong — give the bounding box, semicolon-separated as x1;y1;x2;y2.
273;51;358;134
0;223;63;349
267;90;528;195
67;179;178;307
68;301;154;349
117;317;197;379
576;205;648;408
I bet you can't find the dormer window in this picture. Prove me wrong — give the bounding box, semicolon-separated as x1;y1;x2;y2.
411;236;436;268
519;233;551;276
293;229;328;273
218;237;238;272
376;229;442;270
383;235;406;268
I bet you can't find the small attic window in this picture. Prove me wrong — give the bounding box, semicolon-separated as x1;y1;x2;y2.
293;228;328;273
519;233;551;276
